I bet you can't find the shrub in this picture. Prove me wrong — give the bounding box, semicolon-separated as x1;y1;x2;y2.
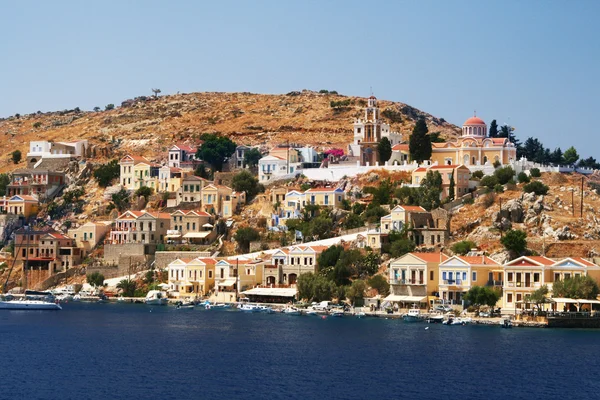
451;240;477;255
135;186;153;201
105;104;115;111
87;272;105;287
464;197;474;205
501;229;527;254
494;166;515;185
523;181;549;195
517;172;530;183
494;184;504;193
471;170;484;180
481;193;495;208
480;175;498;189
530;168;541;178
493;160;501;168
232;170;261;199
11;150;21;164
368;275;390;296
93;159;120;187
33;121;42;129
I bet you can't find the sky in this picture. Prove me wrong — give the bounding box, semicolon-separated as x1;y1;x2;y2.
1;0;599;157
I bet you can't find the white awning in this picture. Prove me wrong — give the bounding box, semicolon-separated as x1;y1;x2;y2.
242;287;297;297
181;282;193;287
383;295;427;303
551;298;600;304
202;223;214;228
183;232;210;239
165;234;181;238
217;279;236;287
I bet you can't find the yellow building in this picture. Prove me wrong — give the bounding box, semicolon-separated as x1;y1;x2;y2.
68;221;112;254
430;115;517;167
502;256;600;313
412;165;471;200
168;257;216;298
438;255;501;305
0;195;39;218
386;252;449;308
304;187;345;208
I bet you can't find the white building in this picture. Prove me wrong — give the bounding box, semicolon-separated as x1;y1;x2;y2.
258;155;299;183
27;140;89;168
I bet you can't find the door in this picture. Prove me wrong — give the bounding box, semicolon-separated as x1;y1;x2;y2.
411;270;416;284
419;270;424;285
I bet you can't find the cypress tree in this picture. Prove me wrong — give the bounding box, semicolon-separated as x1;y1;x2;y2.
448;170;455;201
377;137;392;163
409;118;432;163
488;119;498;138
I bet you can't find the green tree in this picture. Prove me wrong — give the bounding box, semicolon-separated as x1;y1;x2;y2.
367;274;390;296
346;279;367;306
363;179;392;205
86;272;105;287
523;181;549;195
310;215;334;240
105;104;115;111
318;245;344;269
343;213;364;230
243;148;262;169
234;226;260;253
390;239;416;258
563;146;579;165
93;159;120;187
359;252;381;277
194;163;212;180
135;186;153;202
195;133;237;172
297;272;316;301
517;172;530;183
501;229;527;255
116;278;137;297
463;286;501;312
63;187;85;203
488;119;498;138
110;189;130;212
448;170;455;201
394;186;419;205
0;173;11;196
377;137;392;163
93;106;101;112
451;240;476;255
529;168;541;178
418;170;442;210
409;118;432;162
313;275;337;302
494;166;515;185
11;150;21;164
33;121;42;129
480;175;498;189
552;275;599;300
232;170;261;199
363;203;387;223
526;285;549;311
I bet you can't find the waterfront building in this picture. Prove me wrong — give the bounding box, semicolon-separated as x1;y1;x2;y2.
167;257;216;298
438;254;500;305
67;221;112;254
385;252;449;308
168;210;215;244
261;245;328;286
108;210;171;245
502;256;600;313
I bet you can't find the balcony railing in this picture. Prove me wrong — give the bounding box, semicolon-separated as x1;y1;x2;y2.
442;279;463;285
486;280;504;287
391;279;424;285
506;281;541;288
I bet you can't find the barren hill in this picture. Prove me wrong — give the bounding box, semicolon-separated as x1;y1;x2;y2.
0;90;460;172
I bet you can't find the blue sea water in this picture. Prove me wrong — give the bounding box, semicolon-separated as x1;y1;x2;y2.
1;303;600;400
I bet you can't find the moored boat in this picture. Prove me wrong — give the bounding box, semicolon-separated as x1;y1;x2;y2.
0;299;62;310
281;306;302;315
145;290;168;305
403;305;422;322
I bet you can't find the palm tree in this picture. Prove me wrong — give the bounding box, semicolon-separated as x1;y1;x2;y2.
117;278;137;297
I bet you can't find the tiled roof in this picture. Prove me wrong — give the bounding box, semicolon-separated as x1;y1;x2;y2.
412;252;449;263
392;144;409;151
457;255;499;265
305;187;340;193
396;205;427;212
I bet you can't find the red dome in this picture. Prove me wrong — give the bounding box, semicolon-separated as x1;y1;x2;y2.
464;116;486;126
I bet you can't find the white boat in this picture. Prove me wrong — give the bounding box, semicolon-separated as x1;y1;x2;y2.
144;290;168;305
427;314;445;323
0;299;62;310
356;312;366;318
282;306;302;315
239;303;261;312
403;305;422;322
257;305;275;314
330;310;344;317
306;309;318;316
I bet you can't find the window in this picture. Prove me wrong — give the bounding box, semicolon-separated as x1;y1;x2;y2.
516;293;522;302
508;272;513;281
442;272;447;280
208;271;213;278
507;293;513;303
430;271;434;281
533;273;540;282
471;272;476;282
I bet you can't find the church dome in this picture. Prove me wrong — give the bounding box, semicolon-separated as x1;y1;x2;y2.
464;116;486;126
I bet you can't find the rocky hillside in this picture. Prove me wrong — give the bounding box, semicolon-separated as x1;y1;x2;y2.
0;90;460;173
451;172;600;261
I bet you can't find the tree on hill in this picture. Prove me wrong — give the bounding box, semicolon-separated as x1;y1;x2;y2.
196;133;237;172
105;104;115;111
243;148;262;169
409;118;431;163
346;279;367;306
501;229;527;255
563;146;580;165
117;278;136;297
368;274;390;296
234;226;260;253
377;137;392;164
232;170;262;199
451;240;477;255
93;159;120;187
526;285;550;311
135;186;153;202
523;181;549;195
151;88;161;98
11;150;21;164
448;170;455;201
318;245;344;269
418;170;443;210
488;119;499;138
87;272;105;287
0;174;10;196
110;189;130;212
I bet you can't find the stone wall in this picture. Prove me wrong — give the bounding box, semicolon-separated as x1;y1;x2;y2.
104;243;151;264
86;257;147;279
154;251;212;270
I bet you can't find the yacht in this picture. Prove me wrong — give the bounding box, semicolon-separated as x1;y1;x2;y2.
144;290;168;305
281;306;302;315
239;303;261;312
0;291;61;310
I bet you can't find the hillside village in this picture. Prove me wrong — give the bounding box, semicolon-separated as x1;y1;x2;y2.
2;90;600;316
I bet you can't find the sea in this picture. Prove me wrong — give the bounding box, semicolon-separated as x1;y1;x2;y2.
2;303;600;400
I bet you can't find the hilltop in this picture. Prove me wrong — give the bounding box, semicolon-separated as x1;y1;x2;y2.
0;90;460;172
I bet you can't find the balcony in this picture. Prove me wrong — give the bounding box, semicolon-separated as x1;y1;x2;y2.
391;279;424;285
505;281;541;288
442;279;463;286
486;280;504;287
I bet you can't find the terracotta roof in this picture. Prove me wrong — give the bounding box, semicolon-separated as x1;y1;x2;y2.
457;255;499;265
43;232;71;240
527;256;555;265
121;155;150;164
564;257;596;267
428;165;463;170
507;256;554;266
172;144;196;153
305;187;340;193
392;144;409;152
464;116;486;126
396;205;426;212
414;167;427;172
412;252;449;263
195;257;217;265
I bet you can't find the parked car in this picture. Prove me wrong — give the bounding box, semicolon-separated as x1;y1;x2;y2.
478;311;490;317
313;301;332;311
434;305;453;313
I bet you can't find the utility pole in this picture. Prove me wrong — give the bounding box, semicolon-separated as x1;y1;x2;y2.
581;176;584;218
572;189;575;217
499;197;503;239
235;257;239;301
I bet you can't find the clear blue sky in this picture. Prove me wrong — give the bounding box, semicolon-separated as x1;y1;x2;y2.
1;1;599;157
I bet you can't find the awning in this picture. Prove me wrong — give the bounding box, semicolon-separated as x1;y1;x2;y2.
183;232;210;239
202;223;214;228
383;295;427;303
242;287;297;297
217;279;236;287
551;298;600;304
165;234;181;238
181;282;193;287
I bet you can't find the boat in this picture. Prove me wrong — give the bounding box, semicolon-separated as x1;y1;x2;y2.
281;306;302;315
403;305;422;322
501;319;513;328
330;310;344;317
0;298;62;310
305;309;318;316
257;305;275;313
175;300;194;310
239;303;261;312
144;290;168;305
427;314;445;323
355;312;366;318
